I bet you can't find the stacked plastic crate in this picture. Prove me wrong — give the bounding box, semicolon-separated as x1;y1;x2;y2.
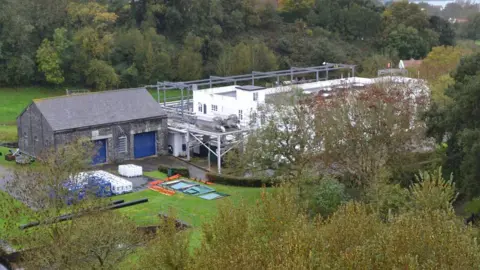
118;164;143;177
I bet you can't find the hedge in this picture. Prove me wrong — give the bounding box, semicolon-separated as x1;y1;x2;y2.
158;164;190;177
206;172;278;187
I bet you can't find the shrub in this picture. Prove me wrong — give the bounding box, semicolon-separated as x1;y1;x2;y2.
158;165;190;178
308;177;349;217
206;172;277;187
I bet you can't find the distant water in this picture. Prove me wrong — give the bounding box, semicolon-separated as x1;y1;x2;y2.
407;0;459;8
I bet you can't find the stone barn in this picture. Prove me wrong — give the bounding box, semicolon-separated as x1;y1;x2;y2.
17;88;168;164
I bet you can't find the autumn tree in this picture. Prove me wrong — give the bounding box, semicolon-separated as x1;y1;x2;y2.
67;1;119;90
314;80;429;187
2;139;142;269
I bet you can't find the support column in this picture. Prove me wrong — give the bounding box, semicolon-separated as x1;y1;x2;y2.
326;69;329;80
217;135;222;174
208;148;211;171
186;130;190;161
163;86;166;106
316;71;319;81
180;87;184;119
156;85;160;103
251;73;254;85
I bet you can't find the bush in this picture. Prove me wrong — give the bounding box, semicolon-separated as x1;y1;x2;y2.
206;172;277;187
305;177;349;217
158;165;190;178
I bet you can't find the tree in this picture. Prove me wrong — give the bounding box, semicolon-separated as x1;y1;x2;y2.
426;53;480;198
176;33;203;81
461;13;480;40
301;176;349;217
224;88;321;179
314;81;429;187
37;39;64;84
85;59;120;90
429;16;455;46
215;41;278;76
140;178;480;269
419;46;468;82
2;140;142;269
385;24;429;59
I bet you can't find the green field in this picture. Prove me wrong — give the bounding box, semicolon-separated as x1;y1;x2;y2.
0;87;183;142
117;183;263;228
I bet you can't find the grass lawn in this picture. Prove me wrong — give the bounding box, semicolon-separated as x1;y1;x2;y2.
115;181;265;266
0;190;33;243
0;146;17;168
116;184;263;228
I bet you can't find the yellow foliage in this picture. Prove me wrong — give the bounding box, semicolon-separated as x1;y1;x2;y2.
67;2;118;26
420;46;472;82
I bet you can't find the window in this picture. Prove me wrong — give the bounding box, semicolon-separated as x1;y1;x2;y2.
261;114;266;125
211;104;218;112
23;132;27;139
238;110;243;120
253;92;258;101
198;102;202;112
34;136;38;142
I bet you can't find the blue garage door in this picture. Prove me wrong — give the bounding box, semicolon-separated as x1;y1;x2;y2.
134;132;156;158
92;139;107;164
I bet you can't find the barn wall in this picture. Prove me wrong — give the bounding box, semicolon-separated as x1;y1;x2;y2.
17;103;54;157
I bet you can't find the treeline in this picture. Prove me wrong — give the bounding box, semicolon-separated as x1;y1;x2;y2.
0;0;458;90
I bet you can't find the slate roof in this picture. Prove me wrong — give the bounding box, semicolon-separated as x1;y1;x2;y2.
30;88;166;132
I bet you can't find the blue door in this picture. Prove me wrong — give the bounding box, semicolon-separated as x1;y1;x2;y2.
134;132;156;158
92;139;107;164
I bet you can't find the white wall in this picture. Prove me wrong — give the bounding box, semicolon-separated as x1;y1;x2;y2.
168;132;187;157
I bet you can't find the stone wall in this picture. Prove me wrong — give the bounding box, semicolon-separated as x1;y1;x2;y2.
17;103;54;157
54;117;168;163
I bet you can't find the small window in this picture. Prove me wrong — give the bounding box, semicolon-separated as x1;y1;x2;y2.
45;139;49;146
198;102;202;112
253;92;258;101
34;136;38;141
261;114;266;125
238;110;243;120
23;132;27;139
211;104;218;112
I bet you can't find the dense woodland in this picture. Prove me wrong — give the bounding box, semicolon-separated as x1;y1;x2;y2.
1;0;477;90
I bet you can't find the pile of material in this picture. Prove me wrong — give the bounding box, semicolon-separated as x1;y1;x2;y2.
118;164;143;177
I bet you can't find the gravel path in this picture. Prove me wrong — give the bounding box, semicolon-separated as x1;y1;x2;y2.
0;165;12;191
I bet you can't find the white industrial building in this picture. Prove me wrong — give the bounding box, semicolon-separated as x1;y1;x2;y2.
150;64;428;173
